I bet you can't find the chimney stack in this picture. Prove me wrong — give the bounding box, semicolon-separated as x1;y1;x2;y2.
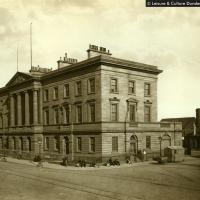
57;53;78;69
87;44;112;59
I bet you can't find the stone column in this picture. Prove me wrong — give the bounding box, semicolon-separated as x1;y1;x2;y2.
39;89;43;124
17;93;22;126
10;94;15;127
25;91;30;126
33;90;38;125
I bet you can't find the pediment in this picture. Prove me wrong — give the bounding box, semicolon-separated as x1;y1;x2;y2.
6;72;32;87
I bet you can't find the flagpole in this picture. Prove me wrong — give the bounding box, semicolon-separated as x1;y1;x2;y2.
30;22;32;68
17;47;18;72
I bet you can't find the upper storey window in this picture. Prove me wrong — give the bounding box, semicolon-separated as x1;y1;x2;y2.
64;84;69;98
88;78;95;94
128;81;135;94
110;78;118;93
44;89;49;102
144;83;151;96
76;81;82;96
53;87;58;100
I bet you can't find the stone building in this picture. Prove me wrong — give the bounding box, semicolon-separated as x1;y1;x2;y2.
161;108;200;156
0;45;183;162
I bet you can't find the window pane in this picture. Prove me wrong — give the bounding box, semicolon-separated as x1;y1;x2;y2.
77;137;82;151
89;103;95;122
89;78;95;93
54;87;58;99
128;81;135;94
144;106;151;122
111;104;118;121
112;136;118;152
76;105;82;123
64;84;69;97
144;83;151;96
90;137;95;152
130;105;136;122
111;79;117;93
146;136;151;149
76;81;82;96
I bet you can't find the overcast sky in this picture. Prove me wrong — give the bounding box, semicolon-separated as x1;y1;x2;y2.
0;0;199;120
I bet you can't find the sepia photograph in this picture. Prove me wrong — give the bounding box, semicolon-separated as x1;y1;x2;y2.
0;1;200;200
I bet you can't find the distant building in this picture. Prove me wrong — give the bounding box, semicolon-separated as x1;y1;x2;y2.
161;109;200;155
0;44;182;162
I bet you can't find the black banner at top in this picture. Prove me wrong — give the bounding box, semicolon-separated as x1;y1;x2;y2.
146;0;200;7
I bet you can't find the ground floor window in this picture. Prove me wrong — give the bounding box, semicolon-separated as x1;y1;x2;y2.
77;137;82;152
89;137;95;152
112;136;118;152
54;136;59;151
44;137;49;150
146;136;151;149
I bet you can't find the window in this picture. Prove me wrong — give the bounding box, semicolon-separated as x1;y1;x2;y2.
111;104;118;121
64;106;70;124
5;137;9;149
54;136;59;151
20;137;23;151
27;137;31;151
53;87;58;100
144;83;151;96
129;104;136;122
54;107;59;124
44;89;49;101
76;81;82;96
90;137;95;152
144;106;151;122
76;104;82;123
64;84;69;98
110;78;118;93
88;78;95;94
44;109;49;125
146;136;151;149
44;137;49;150
0;137;2;149
128;81;135;94
88;103;95;122
77;137;82;152
112;136;118;152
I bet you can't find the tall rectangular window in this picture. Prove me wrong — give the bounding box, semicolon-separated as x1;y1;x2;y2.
144;106;151;122
112;136;118;152
88;78;95;94
44;109;49;125
76;104;82;123
54;136;59;151
64;84;69;98
76;81;82;96
44;137;49;150
44;89;49;101
53;87;58;100
89;103;95;122
144;83;151;96
129;105;136;122
54;107;59;124
146;136;151;149
110;78;118;93
111;104;118;121
77;137;82;152
128;81;135;94
64;106;70;124
90;137;95;152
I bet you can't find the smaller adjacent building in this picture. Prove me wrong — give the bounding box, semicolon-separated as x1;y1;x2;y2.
161;108;200;156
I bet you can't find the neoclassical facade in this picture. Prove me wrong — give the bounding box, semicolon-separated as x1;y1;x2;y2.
0;45;183;162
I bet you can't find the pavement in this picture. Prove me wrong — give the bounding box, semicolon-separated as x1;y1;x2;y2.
1;156;153;170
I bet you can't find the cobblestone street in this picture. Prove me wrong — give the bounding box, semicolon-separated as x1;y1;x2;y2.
0;157;200;200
